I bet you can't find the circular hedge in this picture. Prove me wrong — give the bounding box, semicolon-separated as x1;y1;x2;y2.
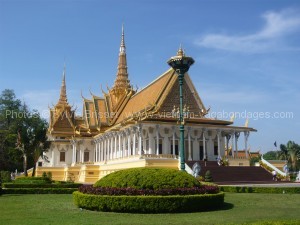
74;168;224;213
94;168;200;190
73;191;224;213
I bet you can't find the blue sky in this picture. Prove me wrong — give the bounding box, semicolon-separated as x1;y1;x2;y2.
1;0;299;153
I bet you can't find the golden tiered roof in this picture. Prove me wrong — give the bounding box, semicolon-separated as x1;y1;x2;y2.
48;26;256;138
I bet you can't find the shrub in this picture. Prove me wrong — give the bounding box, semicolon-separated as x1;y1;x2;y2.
2;183;82;189
3;188;77;194
46;172;52;181
14;176;52;184
0;171;12;183
94;168;200;190
79;185;219;196
205;170;213;182
73;191;225;213
219;186;300;194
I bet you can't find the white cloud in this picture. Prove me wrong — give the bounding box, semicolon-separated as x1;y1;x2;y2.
194;8;300;53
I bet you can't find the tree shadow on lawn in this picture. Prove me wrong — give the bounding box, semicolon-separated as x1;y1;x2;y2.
218;202;234;211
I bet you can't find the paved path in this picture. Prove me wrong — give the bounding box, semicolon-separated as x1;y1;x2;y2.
219;182;300;187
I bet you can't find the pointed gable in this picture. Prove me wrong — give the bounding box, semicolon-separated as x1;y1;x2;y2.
157;73;206;117
115;69;174;124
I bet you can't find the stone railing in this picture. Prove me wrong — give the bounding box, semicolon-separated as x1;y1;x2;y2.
142;154;178;159
260;156;286;177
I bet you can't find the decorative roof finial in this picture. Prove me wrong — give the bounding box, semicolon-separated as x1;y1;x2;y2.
177;44;185;56
57;64;68;106
120;23;126;53
113;24;130;93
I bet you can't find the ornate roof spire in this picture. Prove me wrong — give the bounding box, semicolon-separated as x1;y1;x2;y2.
177;44;185;56
113;24;130;91
120;23;126;54
57;64;68;106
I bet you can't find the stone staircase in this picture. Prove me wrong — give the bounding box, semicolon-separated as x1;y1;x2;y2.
186;161;275;184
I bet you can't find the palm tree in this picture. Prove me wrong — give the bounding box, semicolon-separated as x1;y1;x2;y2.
279;141;300;172
277;144;288;161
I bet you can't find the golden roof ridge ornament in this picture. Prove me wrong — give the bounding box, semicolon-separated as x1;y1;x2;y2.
177;44;185;56
120;23;126;54
57;64;68;106
112;24;131;92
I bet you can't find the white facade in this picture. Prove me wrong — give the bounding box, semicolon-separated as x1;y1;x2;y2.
41;123;251;167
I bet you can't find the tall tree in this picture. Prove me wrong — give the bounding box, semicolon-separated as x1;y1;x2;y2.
16;106;50;176
1;89;50;175
0;89;22;171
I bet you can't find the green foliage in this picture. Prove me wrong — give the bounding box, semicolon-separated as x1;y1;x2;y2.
205;170;213;182
250;156;260;166
3;188;77;194
42;171;47;179
263;151;278;160
47;172;52;181
2;183;82;188
73;191;224;213
14;176;52;184
0;89;50;174
94;168;200;190
219;186;300;194
0;171;12;183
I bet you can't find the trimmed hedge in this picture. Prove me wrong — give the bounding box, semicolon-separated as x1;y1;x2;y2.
94;168;200;190
73;191;225;213
2;183;82;189
79;185;219;196
14;176;51;184
220;186;300;194
3;188;78;194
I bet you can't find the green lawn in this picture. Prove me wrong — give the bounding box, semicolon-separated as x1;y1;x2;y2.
0;193;299;225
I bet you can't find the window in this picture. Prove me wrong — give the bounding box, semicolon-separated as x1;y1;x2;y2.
214;145;218;156
170;140;179;155
84;151;89;162
159;139;163;154
38;162;42;167
60;152;65;162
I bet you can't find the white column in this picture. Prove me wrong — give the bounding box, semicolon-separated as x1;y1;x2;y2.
127;130;131;157
114;134;117;158
118;133;121;158
188;127;192;161
123;133;126;158
138;124;143;156
231;131;235;158
51;149;55;166
225;134;230;157
217;130;221;157
172;126;176;156
156;125;159;155
110;135;113;160
235;132;240;158
98;142;100;162
95;141;98;162
133;130;136;156
244;131;250;159
104;137;107;162
203;129;206;160
101;139;104;162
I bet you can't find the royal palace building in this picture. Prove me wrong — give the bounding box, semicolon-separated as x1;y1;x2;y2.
36;26;256;183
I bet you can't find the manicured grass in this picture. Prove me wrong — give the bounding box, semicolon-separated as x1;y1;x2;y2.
0;193;300;225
